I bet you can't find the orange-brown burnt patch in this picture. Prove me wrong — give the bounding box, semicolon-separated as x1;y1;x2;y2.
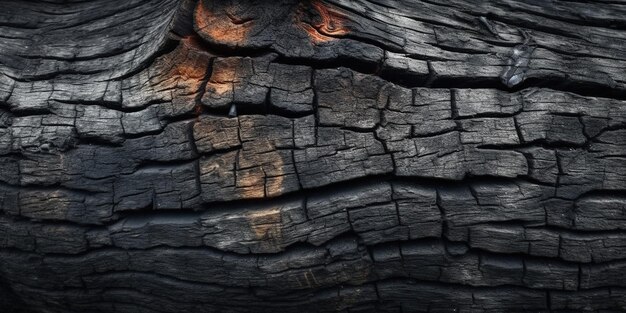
210;60;237;87
204;58;238;102
311;1;349;36
194;0;253;47
157;36;211;91
142;35;212;115
245;207;283;250
236;139;286;199
297;0;349;44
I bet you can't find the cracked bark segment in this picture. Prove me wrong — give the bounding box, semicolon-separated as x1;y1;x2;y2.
199;115;302;202
560;232;626;263
573;196;626;231
193;115;241;154
391;131;528;180
294;127;394;189
121;106;163;136
557;146;626;199
6;236;371;290
17;189;114;225
75;105;124;144
105;182;432;254
523;259;579;291
103;201;308;254
202;55;274;110
374;241;535;288
381;87;456;138
391;183;442;239
522;147;559;185
381;51;429;84
349;203;407;244
15;120;196;194
315;67;388;130
10;115;77;153
439;181;547;241
269;63;314;113
468;225;560;258
455;87;626;135
377;279;548;312
199;151;239;202
459;118;520;146
551;288;626;312
125;121;198;163
0;216;87;254
113;163;200;212
203;59;313;113
581;261;626;289
516;112;586;145
0;243;376;313
306;182;390;244
454;89;523;118
201;201;307;254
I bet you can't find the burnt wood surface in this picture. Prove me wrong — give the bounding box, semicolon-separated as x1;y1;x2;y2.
1;0;626;312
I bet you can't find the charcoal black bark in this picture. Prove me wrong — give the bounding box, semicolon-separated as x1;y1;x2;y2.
1;0;626;312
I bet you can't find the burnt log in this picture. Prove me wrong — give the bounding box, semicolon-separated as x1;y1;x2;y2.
1;0;626;312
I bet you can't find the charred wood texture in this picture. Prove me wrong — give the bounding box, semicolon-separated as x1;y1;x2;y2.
1;0;626;312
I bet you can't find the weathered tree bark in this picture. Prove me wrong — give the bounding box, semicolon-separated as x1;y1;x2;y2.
1;0;626;312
